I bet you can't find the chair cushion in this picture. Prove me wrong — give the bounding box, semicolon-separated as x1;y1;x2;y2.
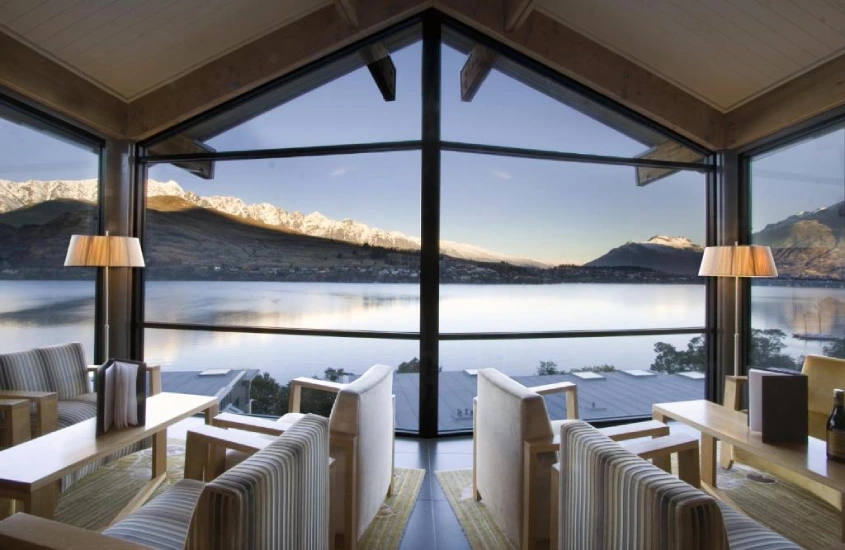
56;396;97;429
37;343;89;399
0;349;50;392
104;479;206;550
717;501;800;549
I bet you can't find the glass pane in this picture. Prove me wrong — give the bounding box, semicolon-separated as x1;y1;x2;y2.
151;33;421;153
750;125;845;365
145;328;419;429
0;114;99;357
440;152;706;332
145;152;420;331
438;334;706;431
441;34;705;161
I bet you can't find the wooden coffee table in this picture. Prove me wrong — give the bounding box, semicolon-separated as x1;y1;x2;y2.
0;392;219;521
654;399;845;541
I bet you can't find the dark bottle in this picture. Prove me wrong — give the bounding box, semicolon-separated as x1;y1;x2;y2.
827;389;845;463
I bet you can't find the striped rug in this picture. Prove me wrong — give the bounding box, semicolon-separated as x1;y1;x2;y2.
436;462;840;550
54;439;424;550
435;469;516;550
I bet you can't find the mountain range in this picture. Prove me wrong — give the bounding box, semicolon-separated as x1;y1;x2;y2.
586;236;703;275
752;202;845;280
0;178;841;280
0;179;549;268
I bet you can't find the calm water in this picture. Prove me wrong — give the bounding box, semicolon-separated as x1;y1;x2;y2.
0;281;841;383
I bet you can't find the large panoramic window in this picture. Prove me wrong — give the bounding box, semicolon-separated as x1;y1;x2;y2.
749;123;845;369
0;99;101;359
142;28;423;427
436;27;710;431
139;15;713;434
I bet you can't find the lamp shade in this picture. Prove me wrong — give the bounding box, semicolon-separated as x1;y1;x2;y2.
698;245;777;278
64;235;145;268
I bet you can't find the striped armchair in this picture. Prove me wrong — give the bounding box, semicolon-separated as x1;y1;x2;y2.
0;343;156;489
557;420;799;550
103;414;331;550
0;415;331;550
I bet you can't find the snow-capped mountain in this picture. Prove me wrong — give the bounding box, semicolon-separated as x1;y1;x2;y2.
0;179;549;268
585;235;704;275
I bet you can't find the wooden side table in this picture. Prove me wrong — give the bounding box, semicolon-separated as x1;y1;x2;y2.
0;399;30;448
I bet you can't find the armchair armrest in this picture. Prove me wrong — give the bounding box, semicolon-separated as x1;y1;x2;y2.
212;412;292;436
185;424;276;482
528;381;579;419
0;513;149;550
289;377;344;413
0;390;56;402
0;391;58;437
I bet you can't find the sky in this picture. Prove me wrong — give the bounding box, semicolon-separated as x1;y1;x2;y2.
1;43;842;264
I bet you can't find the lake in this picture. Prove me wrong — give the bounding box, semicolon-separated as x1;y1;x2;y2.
0;281;841;383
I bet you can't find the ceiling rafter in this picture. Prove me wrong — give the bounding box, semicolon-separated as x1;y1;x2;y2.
460;44;498;102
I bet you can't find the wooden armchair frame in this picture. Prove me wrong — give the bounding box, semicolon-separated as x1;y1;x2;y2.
215;375;393;550
472;380;578;550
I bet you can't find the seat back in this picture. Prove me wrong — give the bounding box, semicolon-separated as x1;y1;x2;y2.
558;420;728;550
186;414;330;550
329;364;394;538
475;368;553;545
0;348;51;392
37;343;89;399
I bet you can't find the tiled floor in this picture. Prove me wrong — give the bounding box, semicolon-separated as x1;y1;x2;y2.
396;436;474;550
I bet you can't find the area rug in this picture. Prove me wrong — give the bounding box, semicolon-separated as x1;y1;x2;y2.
54;439;425;550
437;461;841;550
435;469;517;550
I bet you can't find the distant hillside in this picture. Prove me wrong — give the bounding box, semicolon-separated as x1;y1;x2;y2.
0;198;698;285
585;236;704;275
752;201;845;280
0;178;549;268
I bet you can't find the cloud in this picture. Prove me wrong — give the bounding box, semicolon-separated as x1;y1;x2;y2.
491;169;512;180
330;166;355;177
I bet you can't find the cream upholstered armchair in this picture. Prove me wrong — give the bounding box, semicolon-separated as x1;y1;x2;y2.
472;368;579;550
214;364;395;550
0;414;331;550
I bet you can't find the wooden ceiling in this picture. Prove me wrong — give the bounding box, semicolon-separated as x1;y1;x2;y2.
537;0;845;112
0;0;332;100
0;0;844;149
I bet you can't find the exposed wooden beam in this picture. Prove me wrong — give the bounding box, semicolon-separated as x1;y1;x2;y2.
725;54;845;149
126;0;428;140
361;43;396;101
504;0;535;32
635;141;705;186
0;32;127;138
146;135;216;180
335;0;359;27
460;44;497;101
437;0;722;150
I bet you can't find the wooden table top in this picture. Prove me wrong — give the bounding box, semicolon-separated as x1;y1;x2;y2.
654;400;845;493
0;392;217;492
